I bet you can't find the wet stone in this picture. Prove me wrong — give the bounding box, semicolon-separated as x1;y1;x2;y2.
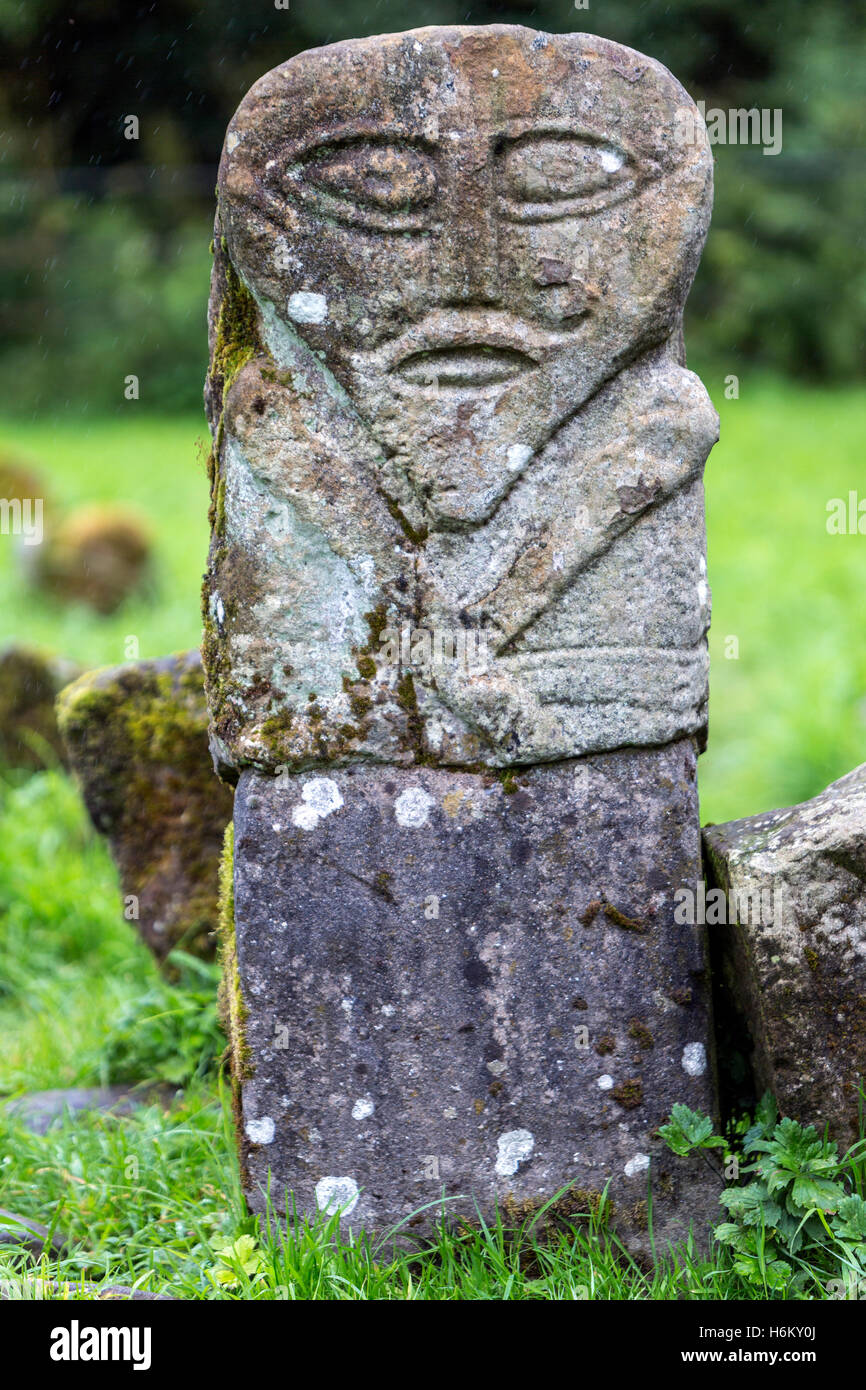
203;23;717;775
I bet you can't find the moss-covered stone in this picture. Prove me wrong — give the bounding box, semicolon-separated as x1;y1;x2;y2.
0;645;80;771
57;650;233;967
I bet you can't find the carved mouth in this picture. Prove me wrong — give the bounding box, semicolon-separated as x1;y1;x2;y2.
393;344;536;390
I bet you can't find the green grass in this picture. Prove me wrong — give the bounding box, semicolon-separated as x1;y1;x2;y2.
0;378;864;1299
700;373;866;822
0;1091;770;1301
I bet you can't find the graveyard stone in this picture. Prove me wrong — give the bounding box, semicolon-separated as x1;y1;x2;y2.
206;25;720;1243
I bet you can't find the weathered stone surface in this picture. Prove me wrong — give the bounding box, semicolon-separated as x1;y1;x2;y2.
203;24;717;774
704;763;866;1149
0;645;79;770
58;652;233;964
227;741;717;1247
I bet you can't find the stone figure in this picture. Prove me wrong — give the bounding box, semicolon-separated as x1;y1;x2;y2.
204;25;717;774
205;26;720;1246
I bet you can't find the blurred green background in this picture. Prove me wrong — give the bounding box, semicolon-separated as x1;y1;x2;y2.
1;0;865;823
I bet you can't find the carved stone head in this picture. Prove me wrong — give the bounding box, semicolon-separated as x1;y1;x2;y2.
205;27;718;772
219;26;711;526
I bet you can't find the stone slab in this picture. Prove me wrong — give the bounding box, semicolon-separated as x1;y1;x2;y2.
228;739;717;1248
704;762;866;1149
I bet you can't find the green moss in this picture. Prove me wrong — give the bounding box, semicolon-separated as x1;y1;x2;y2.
217;820;253;1084
0;648;72;771
396;670;427;757
210;255;261;400
363;605;389;650
500;1186;610;1228
668;987;693;1006
372;869;395;903
342;674;372;722
612;1078;644;1110
603;901;648;935
628;1018;654;1049
377;489;429;545
804;946;820;974
259;707;296;758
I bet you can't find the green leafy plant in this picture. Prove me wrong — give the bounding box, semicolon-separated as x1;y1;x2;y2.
660;1094;866;1296
206;1233;267;1291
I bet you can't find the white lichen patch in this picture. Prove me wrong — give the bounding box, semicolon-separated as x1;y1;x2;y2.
351;1097;375;1121
315;1175;360;1217
682;1041;707;1076
597;1074;614;1091
209;590;225;630
495;1128;535;1177
394;786;435;828
506;443;533;472
287;290;328;324
245;1116;275;1145
292;777;344;830
598;146;625;173
624;1152;650;1177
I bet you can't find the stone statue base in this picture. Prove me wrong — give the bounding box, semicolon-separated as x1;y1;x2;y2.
224;738;718;1249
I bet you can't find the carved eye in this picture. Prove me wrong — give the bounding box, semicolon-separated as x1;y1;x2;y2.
498;134;636;222
287;140;437;232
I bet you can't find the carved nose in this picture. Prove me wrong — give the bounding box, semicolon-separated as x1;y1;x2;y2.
438;153;502;304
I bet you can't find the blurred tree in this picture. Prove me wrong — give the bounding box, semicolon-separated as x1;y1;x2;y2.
0;0;863;411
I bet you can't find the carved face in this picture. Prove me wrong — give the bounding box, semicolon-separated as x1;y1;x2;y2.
220;27;711;528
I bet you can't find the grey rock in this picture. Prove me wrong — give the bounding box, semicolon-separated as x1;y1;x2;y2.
203;24;717;774
704;762;866;1149
0;1208;65;1259
0;1280;176;1301
227;741;718;1248
3;1085;174;1135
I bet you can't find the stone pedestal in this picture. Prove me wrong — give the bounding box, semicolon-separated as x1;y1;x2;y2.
227;739;717;1246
